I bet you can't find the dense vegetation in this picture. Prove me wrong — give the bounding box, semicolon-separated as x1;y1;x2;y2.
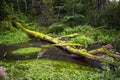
0;59;120;80
0;0;120;80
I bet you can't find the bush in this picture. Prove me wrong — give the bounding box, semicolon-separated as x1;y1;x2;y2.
0;27;30;45
69;35;94;48
49;23;65;34
60;25;93;35
97;35;114;44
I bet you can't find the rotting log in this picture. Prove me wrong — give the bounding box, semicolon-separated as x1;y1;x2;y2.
12;22;120;64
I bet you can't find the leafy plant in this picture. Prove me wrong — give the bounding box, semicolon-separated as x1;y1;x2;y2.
0;29;30;45
98;35;114;44
49;22;65;34
60;25;93;35
69;35;94;48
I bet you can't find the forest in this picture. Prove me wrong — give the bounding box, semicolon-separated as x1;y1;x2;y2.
0;0;120;80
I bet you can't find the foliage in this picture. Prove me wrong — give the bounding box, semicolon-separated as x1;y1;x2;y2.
0;0;120;28
93;29;119;44
68;35;94;48
56;0;94;26
58;25;120;49
100;2;120;27
12;47;42;56
48;33;58;38
97;35;114;44
37;0;58;26
0;1;120;79
60;25;93;35
0;59;120;80
0;28;30;45
0;0;13;21
49;22;65;34
61;14;85;26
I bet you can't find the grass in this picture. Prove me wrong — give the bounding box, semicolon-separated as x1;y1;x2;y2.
12;47;42;56
0;59;120;80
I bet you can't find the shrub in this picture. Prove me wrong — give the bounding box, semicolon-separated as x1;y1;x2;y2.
49;23;65;34
0;29;30;45
60;25;93;35
69;35;94;48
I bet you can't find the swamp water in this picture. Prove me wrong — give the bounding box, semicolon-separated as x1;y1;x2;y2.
0;39;102;68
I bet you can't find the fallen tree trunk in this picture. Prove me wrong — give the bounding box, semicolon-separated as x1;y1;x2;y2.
12;22;119;65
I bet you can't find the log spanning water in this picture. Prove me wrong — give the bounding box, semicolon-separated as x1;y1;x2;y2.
0;40;92;68
12;22;120;66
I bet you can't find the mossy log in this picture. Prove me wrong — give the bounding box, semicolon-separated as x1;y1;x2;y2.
12;22;120;64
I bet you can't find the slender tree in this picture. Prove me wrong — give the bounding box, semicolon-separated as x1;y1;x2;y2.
24;0;27;14
17;0;20;12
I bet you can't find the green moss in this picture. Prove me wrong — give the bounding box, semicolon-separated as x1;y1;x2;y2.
12;47;42;55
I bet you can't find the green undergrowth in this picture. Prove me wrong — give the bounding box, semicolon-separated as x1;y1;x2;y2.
39;24;120;49
49;25;120;49
0;28;30;45
68;35;94;48
0;20;31;45
0;59;120;80
12;47;42;56
60;26;119;44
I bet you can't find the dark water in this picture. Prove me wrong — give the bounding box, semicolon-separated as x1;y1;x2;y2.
0;40;48;60
0;40;103;68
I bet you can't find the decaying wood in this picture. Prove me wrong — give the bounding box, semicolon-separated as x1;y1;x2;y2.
12;22;120;65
